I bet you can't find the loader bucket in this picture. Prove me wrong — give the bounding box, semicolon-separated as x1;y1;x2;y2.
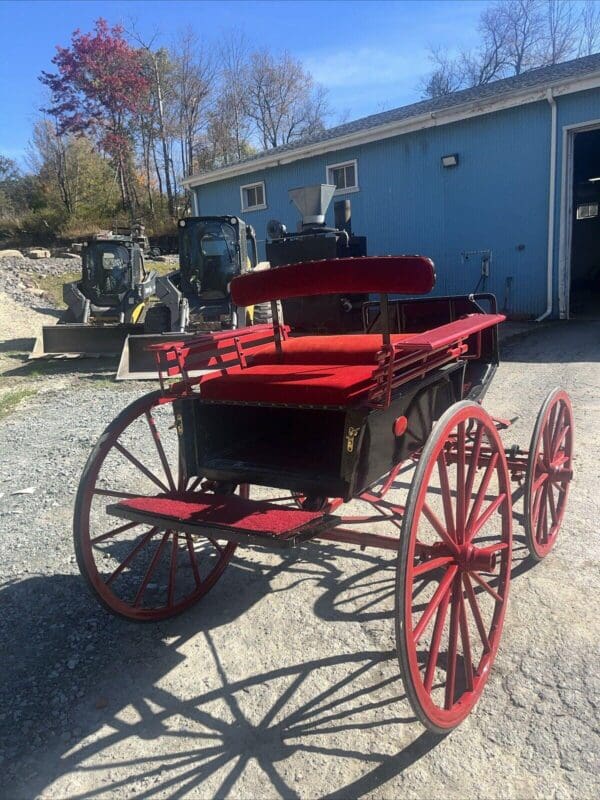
116;332;208;381
29;323;144;360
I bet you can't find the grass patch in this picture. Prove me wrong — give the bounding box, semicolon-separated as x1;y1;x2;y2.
35;271;81;308
146;260;177;277
0;388;37;421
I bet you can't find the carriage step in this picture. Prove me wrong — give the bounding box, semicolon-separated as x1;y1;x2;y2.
107;492;338;549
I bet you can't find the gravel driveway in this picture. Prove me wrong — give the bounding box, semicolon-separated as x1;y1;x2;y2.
0;307;598;799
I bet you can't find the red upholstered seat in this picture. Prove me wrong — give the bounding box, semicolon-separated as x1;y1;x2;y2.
249;333;414;366
200;363;376;405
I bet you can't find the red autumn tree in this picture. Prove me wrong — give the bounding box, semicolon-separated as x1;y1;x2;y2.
40;18;150;214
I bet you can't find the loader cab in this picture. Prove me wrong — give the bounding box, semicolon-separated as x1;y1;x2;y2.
178;216;254;299
81;239;144;308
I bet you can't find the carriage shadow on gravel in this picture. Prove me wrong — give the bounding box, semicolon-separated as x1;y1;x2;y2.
0;531;538;800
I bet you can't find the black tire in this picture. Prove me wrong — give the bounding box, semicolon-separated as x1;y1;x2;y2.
252;300;282;325
143;304;171;333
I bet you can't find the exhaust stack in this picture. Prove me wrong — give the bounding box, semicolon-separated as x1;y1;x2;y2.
288;184;336;228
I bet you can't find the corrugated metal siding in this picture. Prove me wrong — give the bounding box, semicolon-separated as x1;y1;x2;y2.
196;90;600;317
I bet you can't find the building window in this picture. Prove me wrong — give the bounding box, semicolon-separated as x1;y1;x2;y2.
240;181;266;212
576;202;598;220
326;160;359;194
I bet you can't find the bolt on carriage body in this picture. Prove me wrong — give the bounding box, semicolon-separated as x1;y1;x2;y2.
74;255;574;732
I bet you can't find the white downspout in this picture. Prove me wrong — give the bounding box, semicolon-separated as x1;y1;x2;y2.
190;189;199;217
536;88;557;321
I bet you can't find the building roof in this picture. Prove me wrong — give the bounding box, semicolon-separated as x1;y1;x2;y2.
184;53;600;188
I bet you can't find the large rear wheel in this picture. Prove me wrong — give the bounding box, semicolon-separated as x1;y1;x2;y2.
73;391;235;621
396;401;512;733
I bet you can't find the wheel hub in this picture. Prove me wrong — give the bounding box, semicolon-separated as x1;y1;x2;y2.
419;541;497;572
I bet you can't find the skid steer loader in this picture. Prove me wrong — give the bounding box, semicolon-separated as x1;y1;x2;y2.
30;231;157;359
116;215;267;379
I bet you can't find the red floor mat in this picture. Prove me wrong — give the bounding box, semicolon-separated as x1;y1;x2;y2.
111;492;329;540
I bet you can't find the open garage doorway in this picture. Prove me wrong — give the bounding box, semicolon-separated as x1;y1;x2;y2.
569;127;600;317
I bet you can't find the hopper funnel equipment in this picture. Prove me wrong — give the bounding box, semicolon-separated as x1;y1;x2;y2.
288;184;336;228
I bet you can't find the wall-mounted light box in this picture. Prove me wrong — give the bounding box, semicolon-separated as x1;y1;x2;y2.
441;153;459;168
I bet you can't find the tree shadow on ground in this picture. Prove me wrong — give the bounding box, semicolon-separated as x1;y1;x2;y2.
0;524;541;799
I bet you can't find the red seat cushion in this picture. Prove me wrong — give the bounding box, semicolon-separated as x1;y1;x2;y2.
249;333;414;366
200;363;376;405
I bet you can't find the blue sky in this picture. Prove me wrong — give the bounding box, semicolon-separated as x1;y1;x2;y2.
0;0;486;165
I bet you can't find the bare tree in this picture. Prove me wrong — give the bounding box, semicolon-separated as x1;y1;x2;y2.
420;0;600;100
128;28;177;216
245;51;329;149
173;29;214;178
544;0;579;64
496;0;545;75
579;0;600;56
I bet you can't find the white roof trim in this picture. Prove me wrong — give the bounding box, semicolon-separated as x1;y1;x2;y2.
182;72;600;188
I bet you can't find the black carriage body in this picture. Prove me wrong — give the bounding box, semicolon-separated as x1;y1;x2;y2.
175;359;464;501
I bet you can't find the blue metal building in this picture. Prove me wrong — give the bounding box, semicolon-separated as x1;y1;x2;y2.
183;55;600;319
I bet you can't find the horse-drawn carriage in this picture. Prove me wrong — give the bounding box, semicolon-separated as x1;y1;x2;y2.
73;256;573;733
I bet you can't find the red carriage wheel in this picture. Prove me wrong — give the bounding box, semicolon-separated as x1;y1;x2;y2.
74;390;236;621
524;388;574;561
396;401;512;733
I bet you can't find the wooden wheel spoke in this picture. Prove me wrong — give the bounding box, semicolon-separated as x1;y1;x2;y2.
133;531;171;607
532;471;548;492
463;574;491;652
464;424;484;527
467;492;507;543
469;570;503;603
456;423;466;542
546;482;558;526
93;488;151;500
208;537;225;554
145;411;176;492
466;452;499;534
537;489;549;543
437;452;456;541
114;441;169;493
458;592;474;691
423;582;452;692
91;520;140;544
413;556;455;578
105;527;158;586
422;503;458;553
413;565;458;643
549;405;566;457
186;533;202;587
551;422;569;460
444;579;461;710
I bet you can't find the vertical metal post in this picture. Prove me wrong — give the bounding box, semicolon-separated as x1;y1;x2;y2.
380;293;391;346
271;300;283;354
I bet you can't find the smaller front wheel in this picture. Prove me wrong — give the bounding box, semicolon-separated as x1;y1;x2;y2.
524;388;574;561
397;401;512;733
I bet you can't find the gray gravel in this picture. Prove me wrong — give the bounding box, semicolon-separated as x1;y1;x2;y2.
0;320;598;799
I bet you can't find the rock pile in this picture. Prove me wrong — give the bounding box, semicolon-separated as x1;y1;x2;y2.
0;255;81;308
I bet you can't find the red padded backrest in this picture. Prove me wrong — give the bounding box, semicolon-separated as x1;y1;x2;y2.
230;256;435;306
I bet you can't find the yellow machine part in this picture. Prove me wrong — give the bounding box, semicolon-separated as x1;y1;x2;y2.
130;302;146;323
